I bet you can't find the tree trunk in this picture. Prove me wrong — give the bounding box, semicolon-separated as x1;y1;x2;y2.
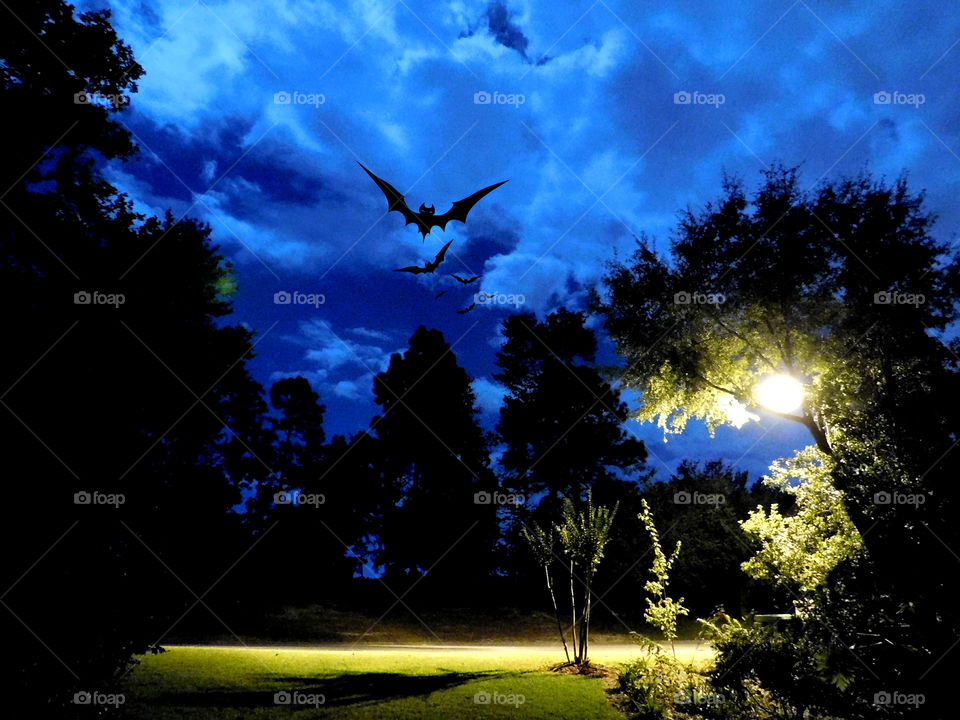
569;559;578;663
545;565;570;663
580;576;591;664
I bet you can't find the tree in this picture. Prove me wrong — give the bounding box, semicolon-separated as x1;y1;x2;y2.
596;165;960;711
1;2;271;709
521;523;570;662
636;460;784;617
495;309;647;502
557;490;617;664
371;326;499;602
741;447;863;595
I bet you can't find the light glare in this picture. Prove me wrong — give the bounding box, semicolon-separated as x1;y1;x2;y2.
755;374;804;413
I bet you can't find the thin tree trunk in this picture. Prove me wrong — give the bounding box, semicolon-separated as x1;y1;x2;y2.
545;565;570;663
581;577;591;664
569;559;578;662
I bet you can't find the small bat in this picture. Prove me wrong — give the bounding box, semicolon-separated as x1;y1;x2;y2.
456;302;476;315
394;239;453;275
435;290;447;299
450;274;482;285
359;162;508;241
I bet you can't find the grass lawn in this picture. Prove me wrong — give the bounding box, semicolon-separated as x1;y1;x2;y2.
120;643;710;718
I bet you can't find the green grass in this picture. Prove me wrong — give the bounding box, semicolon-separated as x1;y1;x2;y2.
121;645;640;719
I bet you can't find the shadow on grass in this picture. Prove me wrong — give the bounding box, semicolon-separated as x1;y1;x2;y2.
146;671;504;709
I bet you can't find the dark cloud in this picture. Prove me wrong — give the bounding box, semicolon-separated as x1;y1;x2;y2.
461;1;546;64
485;0;529;58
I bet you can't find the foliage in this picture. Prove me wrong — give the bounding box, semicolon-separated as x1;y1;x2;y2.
372;326;500;597
741;447;863;593
637;500;688;648
557;491;618;664
495;308;647;501
521;522;571;662
617;636;711;720
598;165;960;709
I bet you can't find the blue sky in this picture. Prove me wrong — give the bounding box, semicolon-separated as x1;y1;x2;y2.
80;0;960;480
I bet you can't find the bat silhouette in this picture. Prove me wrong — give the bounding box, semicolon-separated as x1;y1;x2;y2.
450;274;482;285
394;239;453;275
456;302;476;315
435;290;447;299
359;162;508;241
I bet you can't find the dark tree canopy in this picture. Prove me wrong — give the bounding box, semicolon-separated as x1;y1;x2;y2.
371;326;499;597
494;308;648;501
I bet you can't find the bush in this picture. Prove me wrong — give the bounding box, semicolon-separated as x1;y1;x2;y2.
617;635;712;719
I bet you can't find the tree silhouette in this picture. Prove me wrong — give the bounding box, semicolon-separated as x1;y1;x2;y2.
1;2;271;709
371;327;499;603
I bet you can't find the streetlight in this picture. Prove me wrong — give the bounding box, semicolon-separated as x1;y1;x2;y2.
755;374;804;414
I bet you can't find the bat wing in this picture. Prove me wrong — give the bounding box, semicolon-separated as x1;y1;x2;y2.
435;290;447;299
434;180;508;230
358;162;431;237
456;302;476;314
394;265;427;274
433;239;454;267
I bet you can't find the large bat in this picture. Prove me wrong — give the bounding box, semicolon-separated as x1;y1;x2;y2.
359;162;507;241
394;239;453;275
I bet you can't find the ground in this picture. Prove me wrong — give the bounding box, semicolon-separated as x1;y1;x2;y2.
118;609;715;718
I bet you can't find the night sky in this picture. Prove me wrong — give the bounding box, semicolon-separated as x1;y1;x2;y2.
78;0;960;480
